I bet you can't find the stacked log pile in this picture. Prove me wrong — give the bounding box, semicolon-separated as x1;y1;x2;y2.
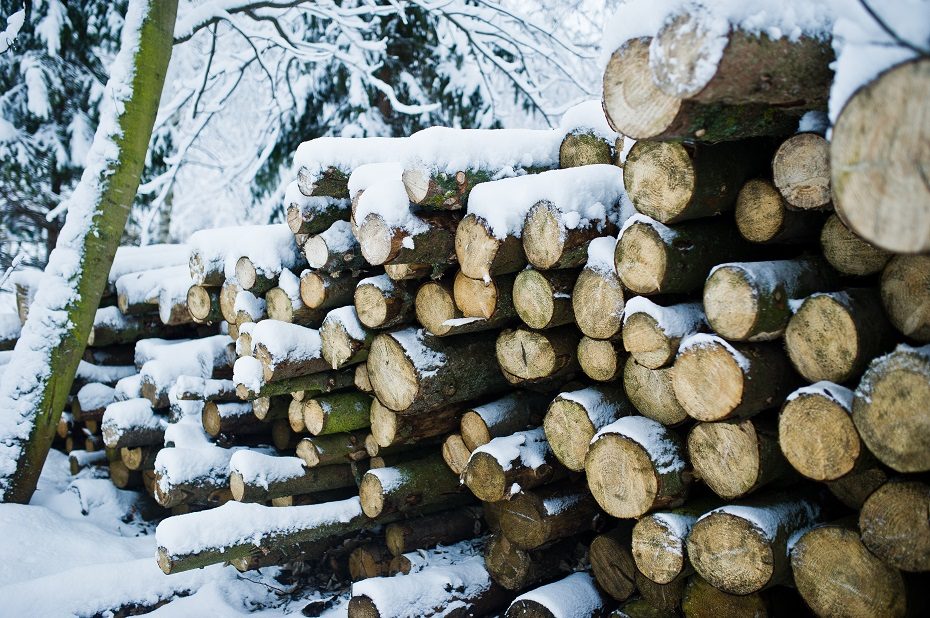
30;9;925;613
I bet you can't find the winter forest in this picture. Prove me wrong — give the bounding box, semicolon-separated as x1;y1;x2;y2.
0;0;928;615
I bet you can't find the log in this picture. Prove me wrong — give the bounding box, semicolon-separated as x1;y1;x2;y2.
251;320;329;382
634;571;686;613
452;271;517;321
369;398;461;448
880;255;930;342
357;212;458;267
299;270;357;312
505;572;608;618
235;256;280;296
120;445;159;472
791;522;907;617
286;195;350;235
101;399;166;449
88;307;196;346
778;383;868;482
495;326;580;383
734;179;824;243
296;430;369;468
602;37;807;141
680;576;771;618
320;306;372;369
463;427;564;503
771;133;831;210
235;364;354;400
82;345;135;367
703;257;839;342
415;278;514;337
69;449;109;475
228;452;357;503
219;280;240;323
586;416;691;518
513;268;577;330
853;344;930;472
265;285;326;327
271;418;301;451
384;507;482;556
402;167;498;211
825;463;888;510
572;238;625;340
109;460;142;489
543;385;632;471
578;336;625;382
358;453;464;518
455;213;526;281
441;434;471;475
686;494;821;594
289;397;307;432
383;262;436;281
297;165;350;198
73;382;117;422
235;324;252;357
172;376;237;403
631;501;718;585
251;395;289;422
687;417;794;499
622;297;704;369
459;392;547;452
614;599;677;618
831;58;930;253
615;215;752;295
303;391;372;436
152;446;238;508
786;289;895;383
522;201;619;270
820;213;891;276
484;534;575;591
623;140;761;224
367;328;508;415
186;285;222;324
354;275;415;329
233;289;266;326
672;336;799;422
201;401;265;438
499;482;603;549
589;526;637;601
354;363;373;394
304;220;366;272
349;543;394;580
859;479;930;572
560;130;622;168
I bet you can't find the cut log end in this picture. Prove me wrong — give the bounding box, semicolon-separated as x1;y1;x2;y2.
586;433;659;519
615;222;667;295
235;256;258;291
687;512;773;596
513;270;558;330
773;133;831;210
573;267;624;340
623;141;694;223
358;216;397;266
859;480;930;572
358;473;386;518
687;420;761;499
631;516;687;586
560;131;615;168
522;202;565;270
463;451;507;503
622;313;675;370
779;392;859;481
735;179;788;243
578;336;624;382
543;399;596;472
367;334;419;412
672;341;744;422
415;281;458;336
820;214;891;276
354;283;390;328
702;266;759;342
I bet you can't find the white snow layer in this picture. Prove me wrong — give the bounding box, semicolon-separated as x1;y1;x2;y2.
584;236;618;275
76;382;116;412
679;333;751;372
469;427;549;472
228;450;306;489
106;243;189;288
249;319;322;362
511;571;604;618
391;328;445;377
623;296;705;337
593;416;685;474
0;313;22;341
559;99;622;143
558;387;627;429
324;305;368;341
786;380;854;410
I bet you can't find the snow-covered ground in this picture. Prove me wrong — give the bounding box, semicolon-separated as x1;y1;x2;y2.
0;450;352;616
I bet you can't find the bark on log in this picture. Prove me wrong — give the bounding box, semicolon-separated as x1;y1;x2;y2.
624;140;762;224
402;167;499;211
634;570;687;613
286;197;350;235
370;398;461;449
496;326;580;383
463;427;564;503
880;255;930;342
484;534;575;591
687;417;795;499
296;430;369;468
304;221;366;272
229;454;357;503
734;179;824;243
622;298;704;369
680;576;771;618
201;402;265;438
543;385;632;471
358;453;464;518
703;257;839;342
459;392;547;452
615;215;753;295
573;262;625;340
385;507;483;556
831;58;930;253
101;400;166;449
416;278;514;337
357;212;458;267
686;494;821;594
513;268;577;330
791;521;907;617
589;526;637;601
88;309;196;347
456;213;527;281
820;213;891;276
173;376;237;403
853;345;930;472
522;201;619;270
300;270;358;312
499;483;603;549
785;289;894;383
320;307;372;369
452;271;518;322
349;543;394;580
354;275;415;329
578;336;625;382
615;599;677;618
367;328;508;415
672;337;799;422
297;166;350;199
586;416;691;518
772;133;832;210
303;391;372;436
187;285;222;324
825;463;888;510
859;479;930;572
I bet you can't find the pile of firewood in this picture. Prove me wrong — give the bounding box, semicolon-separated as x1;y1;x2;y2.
27;10;927;617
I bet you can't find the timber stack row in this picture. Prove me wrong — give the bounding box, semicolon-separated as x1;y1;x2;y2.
19;7;929;617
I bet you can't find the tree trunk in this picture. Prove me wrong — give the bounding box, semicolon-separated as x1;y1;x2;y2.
785;289;894;383
235;256;281;295
120;445;159;471
622;298;704;369
578;336;625;382
495;326;580;383
586;416;691;518
831;58;930;253
459;392;547;451
772;133;832;210
358;453;464;518
303;391;372;436
635;570;687;613
543;385;632;472
416;277;515;337
455;213;527;281
499;482;602;549
616;598;677;618
622;357;689;427
354;363;373;393
853;345;930;472
219;280;240;323
252;322;329;383
589;526;637;601
384;507;483;556
513;268;577;330
880;255;930;342
522;201;618;270
734;179;824;243
354;275;415;329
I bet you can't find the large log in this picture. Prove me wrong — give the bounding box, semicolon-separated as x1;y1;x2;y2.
496;326;580;384
791;522;907;618
152;446;239;509
299;270;358;312
859;479;930;572
734;179;824;243
589;526;637;602
505;572;608;618
622;357;688;427
771;133;832;210
686;494;821;594
853;344;930;472
831;58;930;253
521;201;619;270
459;392;546;451
463;427;564;503
543;385;632;472
586;416;691;518
572;237;625;340
354;275;415;329
358;453;464;518
578;336;625;382
455;214;526;281
367;328;508;415
320;306;372;369
415;278;514;337
369;398;461;449
820;213;891;276
880;255;930;342
672;335;799;422
622;297;704;369
703;257;839;342
615;215;752;295
513;268;577;330
499;482;603;550
186;285;222;324
228;451;357;503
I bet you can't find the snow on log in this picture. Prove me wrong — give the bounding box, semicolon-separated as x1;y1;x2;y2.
102;398;166;449
152;446;241;508
201;401;264;438
172;376;236;402
354;275;416;330
463;427;564;503
505;571;607;618
459;392;546;452
228;450;356;503
233;355;354;400
358;453;464;518
499;482;603;550
234;226;304;295
87;306;196;347
320;306;372;369
285;182;351;235
622;297;704;370
107;243;189;292
115;265;188;315
139;335;234;407
249;320;328;382
304;220;365;272
543;385;632;472
73;382;117;422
